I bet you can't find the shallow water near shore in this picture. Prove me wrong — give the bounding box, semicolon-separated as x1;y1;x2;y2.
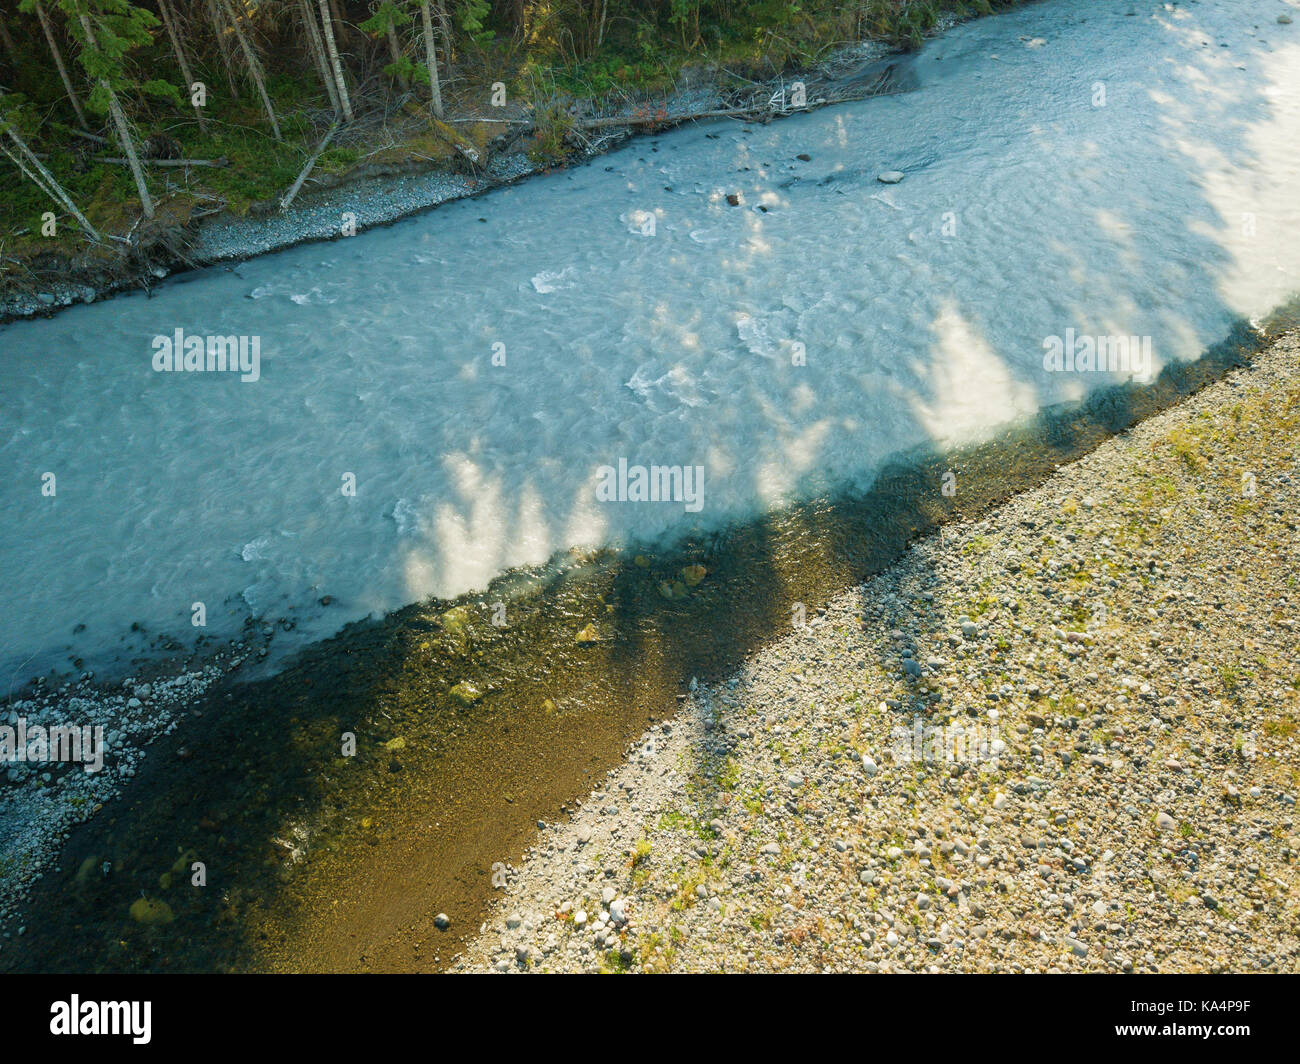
3;0;1300;970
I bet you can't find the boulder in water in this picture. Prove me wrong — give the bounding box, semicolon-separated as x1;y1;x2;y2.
129;897;174;926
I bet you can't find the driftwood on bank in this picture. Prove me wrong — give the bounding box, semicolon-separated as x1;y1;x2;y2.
278;122;339;212
572;88;908;132
570;105;778;131
425;119;480;167
466;81;900;142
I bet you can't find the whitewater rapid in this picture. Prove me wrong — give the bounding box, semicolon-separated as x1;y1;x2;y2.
2;0;1297;679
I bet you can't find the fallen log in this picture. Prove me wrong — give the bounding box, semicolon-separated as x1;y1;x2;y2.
427;117;481;167
571;106;769;130
568;83;905;132
278;122;339;212
0;121;102;241
100;155;229;168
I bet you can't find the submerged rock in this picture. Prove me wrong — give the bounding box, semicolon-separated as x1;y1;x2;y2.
439;606;473;651
658;580;689;600
448;681;482;706
129;897;174;926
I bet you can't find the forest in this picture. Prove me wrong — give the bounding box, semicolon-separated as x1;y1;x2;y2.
0;1;1017;283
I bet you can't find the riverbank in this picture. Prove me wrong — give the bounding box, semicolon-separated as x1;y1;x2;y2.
0;24;928;323
453;330;1300;974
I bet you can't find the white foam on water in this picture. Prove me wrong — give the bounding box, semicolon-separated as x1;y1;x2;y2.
529;266;578;293
1;0;1298;678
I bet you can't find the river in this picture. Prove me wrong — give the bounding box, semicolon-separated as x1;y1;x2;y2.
1;0;1297;688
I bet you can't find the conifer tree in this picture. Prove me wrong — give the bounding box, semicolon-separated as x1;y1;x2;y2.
217;0;281;140
20;1;89;130
360;2;413;91
156;0;207;130
418;0;443;118
56;0;176;220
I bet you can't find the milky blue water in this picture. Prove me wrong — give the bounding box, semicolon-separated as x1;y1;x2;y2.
2;0;1297;680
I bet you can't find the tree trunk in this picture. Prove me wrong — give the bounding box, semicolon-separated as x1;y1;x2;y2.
435;0;451;66
207;0;240;99
33;3;88;130
419;1;443;119
0;16;21;72
105;90;153;218
298;0;342;116
317;0;354;122
76;11;153;219
279;120;337;211
0;124;101;240
157;0;207;130
219;0;281;140
384;20;409;91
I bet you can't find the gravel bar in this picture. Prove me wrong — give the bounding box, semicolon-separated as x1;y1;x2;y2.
453;331;1300;974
